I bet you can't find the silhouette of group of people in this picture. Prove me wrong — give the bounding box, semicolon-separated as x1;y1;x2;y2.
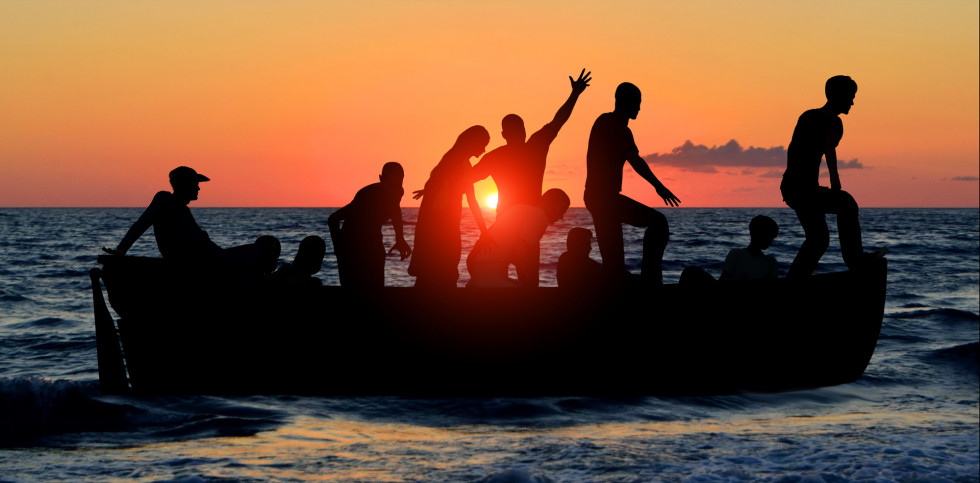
107;72;883;288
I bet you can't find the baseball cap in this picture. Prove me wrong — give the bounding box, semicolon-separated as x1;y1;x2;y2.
169;166;210;183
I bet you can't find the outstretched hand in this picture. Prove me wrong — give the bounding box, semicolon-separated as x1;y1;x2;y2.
412;189;424;200
656;185;681;207
570;69;592;95
389;239;413;260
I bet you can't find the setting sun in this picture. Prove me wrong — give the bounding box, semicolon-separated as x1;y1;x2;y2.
486;193;498;209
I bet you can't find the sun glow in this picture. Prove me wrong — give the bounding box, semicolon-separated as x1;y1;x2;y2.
486;193;498;209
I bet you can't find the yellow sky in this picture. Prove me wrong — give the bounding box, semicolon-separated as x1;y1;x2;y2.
1;0;977;207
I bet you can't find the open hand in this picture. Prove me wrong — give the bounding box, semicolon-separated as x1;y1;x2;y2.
412;189;424;200
656;185;681;207
389;239;413;260
570;69;592;95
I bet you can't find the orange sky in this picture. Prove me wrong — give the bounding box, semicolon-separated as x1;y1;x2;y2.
1;1;977;207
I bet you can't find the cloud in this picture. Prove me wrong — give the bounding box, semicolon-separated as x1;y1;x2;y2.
952;176;979;181
643;139;863;173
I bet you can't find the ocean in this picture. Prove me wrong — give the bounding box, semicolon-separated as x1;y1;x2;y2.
0;207;977;482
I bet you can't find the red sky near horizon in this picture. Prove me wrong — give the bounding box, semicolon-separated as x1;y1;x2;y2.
2;1;978;208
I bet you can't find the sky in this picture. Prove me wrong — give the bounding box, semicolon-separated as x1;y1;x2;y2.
1;0;977;208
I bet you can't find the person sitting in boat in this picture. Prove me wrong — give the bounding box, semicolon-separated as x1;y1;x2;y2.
327;162;412;288
269;235;326;287
557;227;602;289
103;166;278;278
465;188;571;288
720;215;779;280
680;215;781;284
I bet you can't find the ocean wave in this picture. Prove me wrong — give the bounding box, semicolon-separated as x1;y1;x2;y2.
4;317;79;330
0;377;286;448
924;342;979;377
886;307;979;323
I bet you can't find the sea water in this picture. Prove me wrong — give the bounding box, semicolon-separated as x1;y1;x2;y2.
0;207;977;481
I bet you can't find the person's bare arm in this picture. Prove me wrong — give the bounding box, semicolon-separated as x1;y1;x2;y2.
627;153;681;207
388;201;412;260
826;145;841;191
549;69;592;131
513;241;540;287
465;187;488;236
106;192;165;255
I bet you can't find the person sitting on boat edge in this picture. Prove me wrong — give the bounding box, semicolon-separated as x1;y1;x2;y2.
466;188;571;288
557;227;602;289
680;215;780;284
102;166;278;279
327;161;412;289
269;235;326;287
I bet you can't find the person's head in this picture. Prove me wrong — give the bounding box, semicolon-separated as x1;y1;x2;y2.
293;236;326;276
825;75;857;115
168;166;209;203
255;235;282;275
380;162;405;187
501;114;527;144
614;82;642;119
540;188;571;223
748;215;779;250
566;227;593;256
453;125;491;158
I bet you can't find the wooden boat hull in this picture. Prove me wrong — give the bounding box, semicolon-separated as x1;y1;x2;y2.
93;256;887;396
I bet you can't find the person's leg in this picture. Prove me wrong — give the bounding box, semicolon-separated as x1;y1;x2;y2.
585;192;625;282
787;203;830;278
617;196;669;285
823;189;864;270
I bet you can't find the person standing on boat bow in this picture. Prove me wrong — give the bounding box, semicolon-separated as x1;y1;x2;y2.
103;166;277;278
584;82;681;286
328;161;412;288
781;75;883;277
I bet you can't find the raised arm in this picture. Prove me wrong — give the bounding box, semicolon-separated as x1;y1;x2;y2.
549;69;592;131
627;153;681;207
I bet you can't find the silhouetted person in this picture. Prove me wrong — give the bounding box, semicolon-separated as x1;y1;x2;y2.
585;82;681;286
466;189;571;287
471;69;591;216
328;162;412;288
781;75;879;277
408;126;491;288
557;227;602;289
269;236;326;287
720;215;779;280
680;215;780;284
255;235;282;276
104;166;276;278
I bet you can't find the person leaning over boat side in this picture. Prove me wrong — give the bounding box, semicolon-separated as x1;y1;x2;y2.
557;227;602;289
720;215;780;280
103;166;278;278
584;82;681;287
408;126;492;289
466;189;571;288
781;76;883;278
327;162;412;288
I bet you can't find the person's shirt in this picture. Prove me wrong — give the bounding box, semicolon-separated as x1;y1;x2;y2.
117;191;219;261
332;182;403;242
557;251;602;288
585;112;639;196
782;108;843;193
466;205;550;286
472;123;559;215
719;247;778;281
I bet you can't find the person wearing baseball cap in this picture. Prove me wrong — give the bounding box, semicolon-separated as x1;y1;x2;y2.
105;166;278;277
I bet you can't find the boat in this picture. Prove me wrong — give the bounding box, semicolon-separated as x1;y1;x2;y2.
90;254;887;397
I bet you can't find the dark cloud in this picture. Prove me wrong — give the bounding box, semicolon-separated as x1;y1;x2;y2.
952;176;979;182
643;139;863;173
